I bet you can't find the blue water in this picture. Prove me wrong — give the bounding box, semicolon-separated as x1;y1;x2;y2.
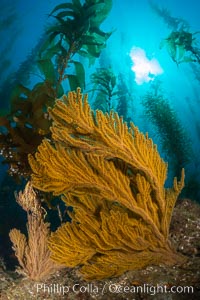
0;0;200;199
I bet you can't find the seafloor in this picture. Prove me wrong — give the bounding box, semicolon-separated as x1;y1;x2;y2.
0;198;200;300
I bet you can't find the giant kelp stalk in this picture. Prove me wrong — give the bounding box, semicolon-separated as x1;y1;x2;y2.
0;0;22;85
29;88;186;280
90;69;130;120
116;73;131;123
149;1;200;65
148;0;189;31
0;31;48;115
39;0;113;94
142;91;192;178
160;30;200;65
90;67;118;111
0;0;113;181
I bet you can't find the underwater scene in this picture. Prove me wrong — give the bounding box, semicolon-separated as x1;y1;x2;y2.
0;0;200;299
